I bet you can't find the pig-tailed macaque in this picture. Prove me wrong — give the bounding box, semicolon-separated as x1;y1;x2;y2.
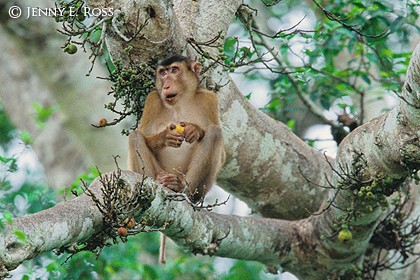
128;55;225;264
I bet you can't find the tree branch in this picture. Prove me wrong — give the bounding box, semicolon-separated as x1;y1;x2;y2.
0;171;297;276
85;0;331;220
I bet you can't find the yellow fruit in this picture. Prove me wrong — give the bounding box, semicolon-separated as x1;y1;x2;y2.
173;125;185;134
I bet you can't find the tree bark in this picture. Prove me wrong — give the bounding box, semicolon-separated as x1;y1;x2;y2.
0;0;419;279
0;171;297;276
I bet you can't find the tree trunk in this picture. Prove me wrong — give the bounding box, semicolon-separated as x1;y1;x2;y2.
0;0;419;279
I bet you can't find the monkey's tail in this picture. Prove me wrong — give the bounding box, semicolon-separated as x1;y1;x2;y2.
159;233;166;265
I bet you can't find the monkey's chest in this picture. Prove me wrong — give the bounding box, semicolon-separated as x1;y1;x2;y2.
153;108;204;132
157;142;196;173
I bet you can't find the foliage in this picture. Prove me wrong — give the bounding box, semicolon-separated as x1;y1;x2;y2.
210;0;419;277
0;109;273;280
55;0;156;134
0;105;15;144
234;0;418;143
53;0;418;140
55;0;112;73
96;60;155;135
32;102;56;129
1;0;419;278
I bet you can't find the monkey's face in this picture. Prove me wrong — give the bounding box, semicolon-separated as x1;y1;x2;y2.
156;62;199;105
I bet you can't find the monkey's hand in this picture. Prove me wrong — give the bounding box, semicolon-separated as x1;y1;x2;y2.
165;124;185;148
157;172;184;192
183;122;204;143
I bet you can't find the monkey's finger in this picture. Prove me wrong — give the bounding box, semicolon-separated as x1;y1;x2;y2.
184;130;193;141
163;179;179;186
185;132;198;143
162;180;177;187
169;123;176;130
167;132;185;139
166;184;183;192
167;134;184;143
167;139;183;147
165;173;179;180
161;174;179;184
166;135;184;147
179;121;186;127
167;136;183;143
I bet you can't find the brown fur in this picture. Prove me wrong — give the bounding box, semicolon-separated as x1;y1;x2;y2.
127;57;225;264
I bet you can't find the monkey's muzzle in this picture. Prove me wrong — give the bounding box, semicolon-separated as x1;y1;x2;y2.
165;93;177;102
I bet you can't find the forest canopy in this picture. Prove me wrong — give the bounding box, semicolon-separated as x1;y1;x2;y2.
0;0;419;279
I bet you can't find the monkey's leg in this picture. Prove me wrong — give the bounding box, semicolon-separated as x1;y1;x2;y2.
128;130;164;177
185;125;225;201
129;131;169;264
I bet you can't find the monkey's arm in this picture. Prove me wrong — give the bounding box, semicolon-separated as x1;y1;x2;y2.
144;127;185;152
182;90;220;144
198;89;221;127
138;92;183;152
143;130;167;153
183;122;205;143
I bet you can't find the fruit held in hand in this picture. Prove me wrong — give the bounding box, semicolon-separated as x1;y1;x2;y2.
173;124;185;134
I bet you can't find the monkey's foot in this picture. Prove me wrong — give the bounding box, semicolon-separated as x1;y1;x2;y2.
157;172;184;192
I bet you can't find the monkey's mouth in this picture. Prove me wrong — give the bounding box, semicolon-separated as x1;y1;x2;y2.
165;93;177;102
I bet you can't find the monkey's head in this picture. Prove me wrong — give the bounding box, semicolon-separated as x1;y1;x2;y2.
156;55;201;106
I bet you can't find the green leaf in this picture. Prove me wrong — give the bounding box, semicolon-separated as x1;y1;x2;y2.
320;95;331;109
14;230;27;241
307;140;315;147
3;211;13;224
224;37;237;50
390;16;404;33
365;53;378;64
0;156;18;172
46;261;60;272
337;103;348;109
90;29;102;43
300;32;312;39
0;106;15;144
222;260;264;280
360;73;371;84
287;119;295;131
20;131;32;145
33;102;55;127
142;264;158;279
353;3;366;9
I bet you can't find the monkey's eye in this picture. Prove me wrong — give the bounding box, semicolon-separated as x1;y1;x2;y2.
158;69;168;76
170;66;179;74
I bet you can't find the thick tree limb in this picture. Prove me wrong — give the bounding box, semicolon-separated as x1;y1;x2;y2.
85;0;330;220
297;43;420;279
0;171;297;277
1;1;419;278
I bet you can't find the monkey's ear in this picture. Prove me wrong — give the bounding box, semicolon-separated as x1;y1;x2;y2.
191;61;201;77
